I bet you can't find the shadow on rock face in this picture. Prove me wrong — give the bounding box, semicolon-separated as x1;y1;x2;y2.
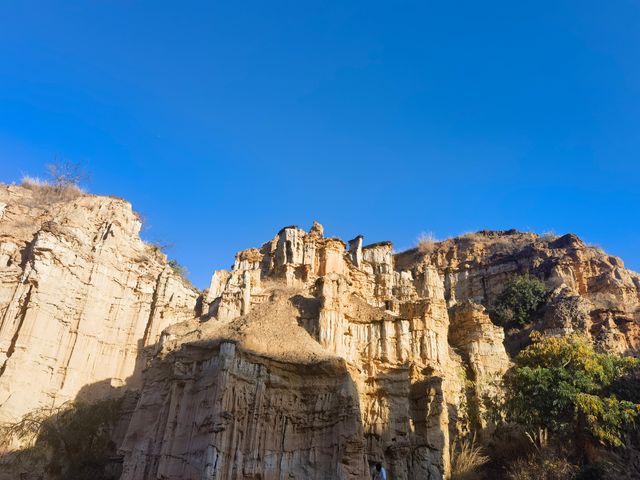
0;338;155;480
117;339;369;480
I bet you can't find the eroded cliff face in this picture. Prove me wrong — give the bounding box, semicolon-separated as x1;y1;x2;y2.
120;224;510;480
119;225;640;480
396;230;640;354
2;185;639;480
0;185;199;426
120;294;366;479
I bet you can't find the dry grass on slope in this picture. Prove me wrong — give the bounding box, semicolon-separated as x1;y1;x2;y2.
450;435;490;480
21;176;85;205
170;287;340;366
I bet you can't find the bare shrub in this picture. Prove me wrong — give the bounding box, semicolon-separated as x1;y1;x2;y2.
21;160;87;205
525;427;549;452
586;242;607;255
506;450;578;480
416;231;438;255
168;259;189;281
141;242;192;285
450;435;490;480
20;175;48;188
146;240;173;254
46;160;87;188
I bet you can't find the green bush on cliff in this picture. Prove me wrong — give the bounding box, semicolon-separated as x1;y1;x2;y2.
504;333;640;448
489;274;549;326
168;258;189;280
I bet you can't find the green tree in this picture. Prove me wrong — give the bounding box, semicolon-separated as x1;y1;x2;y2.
489;274;549;326
504;333;640;448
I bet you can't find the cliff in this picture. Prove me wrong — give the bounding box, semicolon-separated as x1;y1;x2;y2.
397;230;640;354
119;224;507;479
0;184;199;426
1;186;639;479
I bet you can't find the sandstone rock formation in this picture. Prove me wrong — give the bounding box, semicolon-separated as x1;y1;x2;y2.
120;227;640;480
0;184;198;427
120;225;503;480
448;301;509;409
397;230;640;355
1;186;639;480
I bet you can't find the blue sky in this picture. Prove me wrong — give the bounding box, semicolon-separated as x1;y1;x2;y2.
1;1;639;288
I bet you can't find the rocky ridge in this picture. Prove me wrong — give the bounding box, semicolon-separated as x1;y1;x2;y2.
0;184;198;426
398;230;640;354
119;228;640;480
1;186;639;480
120;223;484;479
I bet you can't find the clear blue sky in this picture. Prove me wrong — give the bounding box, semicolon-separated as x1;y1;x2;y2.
1;1;639;288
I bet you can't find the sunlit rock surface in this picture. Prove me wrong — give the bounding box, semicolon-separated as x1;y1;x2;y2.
0;185;198;426
1;186;639;480
122;225;484;479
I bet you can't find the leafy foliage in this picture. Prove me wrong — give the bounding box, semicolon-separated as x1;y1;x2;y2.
489;274;549;326
0;398;122;480
574;394;640;446
504;333;640;447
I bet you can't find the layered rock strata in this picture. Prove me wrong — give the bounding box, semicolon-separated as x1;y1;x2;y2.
2;184;639;480
397;230;640;354
121;226;640;479
0;185;198;425
121;224;505;479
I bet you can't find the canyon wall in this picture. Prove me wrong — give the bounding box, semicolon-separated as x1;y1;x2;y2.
1;186;639;479
0;185;198;426
120;224;508;480
396;230;640;354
